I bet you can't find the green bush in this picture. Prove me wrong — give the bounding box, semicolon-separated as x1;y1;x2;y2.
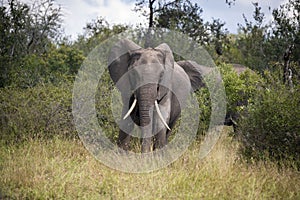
0;82;76;143
237;84;300;166
8;45;85;88
190;63;263;137
194;87;211;136
219;63;262;116
0;69;119;144
95;70;119;142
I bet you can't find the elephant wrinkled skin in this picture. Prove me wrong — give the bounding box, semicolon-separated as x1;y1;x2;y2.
108;39;210;153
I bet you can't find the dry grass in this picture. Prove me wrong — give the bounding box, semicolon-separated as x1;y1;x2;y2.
0;129;299;199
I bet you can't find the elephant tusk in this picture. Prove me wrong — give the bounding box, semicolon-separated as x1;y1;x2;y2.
123;98;137;120
155;100;171;131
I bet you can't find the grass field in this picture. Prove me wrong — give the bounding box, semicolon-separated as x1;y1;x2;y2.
0;128;299;199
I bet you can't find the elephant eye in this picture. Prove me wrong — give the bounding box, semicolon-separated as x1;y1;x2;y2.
131;52;141;60
129;53;141;66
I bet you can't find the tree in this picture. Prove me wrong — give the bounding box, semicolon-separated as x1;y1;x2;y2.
135;0;229;52
74;17;127;56
225;0;236;7
134;0;175;47
271;0;300;84
207;18;229;56
134;0;165;28
236;2;269;71
155;0;208;45
231;0;299;81
0;0;63;87
135;0;238;28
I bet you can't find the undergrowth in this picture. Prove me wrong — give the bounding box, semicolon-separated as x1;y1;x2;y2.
0;128;299;199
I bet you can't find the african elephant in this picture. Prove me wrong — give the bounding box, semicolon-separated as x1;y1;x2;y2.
108;39;210;153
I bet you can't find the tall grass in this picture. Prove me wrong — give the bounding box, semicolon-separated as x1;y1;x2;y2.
0;129;299;199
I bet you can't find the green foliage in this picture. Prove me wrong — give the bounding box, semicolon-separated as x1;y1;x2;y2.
154;0;229;55
220;64;245;113
214;34;244;64
236;3;269;71
237;84;300;166
95;70;119;142
263;62;300;87
218;63;263;118
191;63;262;137
0;82;76;143
234;0;299;72
215;63;300;166
133;0;229;54
0;0;63;87
207;18;229;56
271;0;300;64
74;17;127;56
0;0;299;173
156;0;208;44
194;87;211;135
47;45;85;75
10;54;48;88
9;45;84;88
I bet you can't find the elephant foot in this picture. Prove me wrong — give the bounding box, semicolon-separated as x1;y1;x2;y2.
141;138;152;153
118;142;130;151
153;130;167;151
118;130;131;151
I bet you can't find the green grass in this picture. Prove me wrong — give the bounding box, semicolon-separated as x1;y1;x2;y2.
0;129;299;199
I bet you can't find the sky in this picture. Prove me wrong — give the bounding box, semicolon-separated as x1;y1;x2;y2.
52;0;288;39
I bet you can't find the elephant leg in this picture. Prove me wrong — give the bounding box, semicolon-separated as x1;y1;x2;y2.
118;101;135;151
141;137;152;153
167;95;181;140
153;98;170;150
154;129;167;150
166;129;172;142
118;129;132;151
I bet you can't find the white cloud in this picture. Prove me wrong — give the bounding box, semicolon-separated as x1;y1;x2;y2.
56;0;146;39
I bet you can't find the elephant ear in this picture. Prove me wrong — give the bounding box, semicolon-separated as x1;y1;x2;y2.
177;60;213;92
154;43;174;69
108;39;141;86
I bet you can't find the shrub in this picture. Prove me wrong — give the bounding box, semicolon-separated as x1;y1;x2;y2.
191;63;263;137
0;82;76;143
95;69;119;142
8;46;85;88
219;63;262;115
237;84;300;166
194;87;211;136
216;63;263;133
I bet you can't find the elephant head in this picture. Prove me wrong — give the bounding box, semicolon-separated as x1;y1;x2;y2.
108;39;210;152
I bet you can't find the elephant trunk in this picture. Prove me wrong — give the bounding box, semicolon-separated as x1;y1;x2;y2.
137;83;157;152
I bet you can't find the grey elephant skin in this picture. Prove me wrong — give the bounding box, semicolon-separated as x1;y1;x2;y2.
108;39;210;153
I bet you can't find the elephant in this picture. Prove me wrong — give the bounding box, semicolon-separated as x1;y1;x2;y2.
108;39;212;153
